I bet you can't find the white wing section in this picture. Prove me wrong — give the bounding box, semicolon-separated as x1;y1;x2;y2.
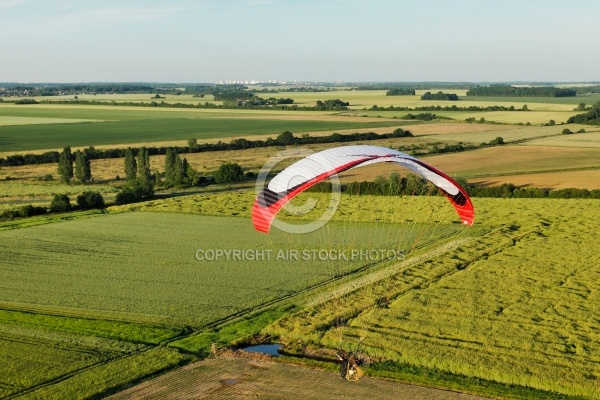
268;145;459;195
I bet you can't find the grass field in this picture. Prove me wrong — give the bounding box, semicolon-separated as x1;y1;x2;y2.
0;310;186;399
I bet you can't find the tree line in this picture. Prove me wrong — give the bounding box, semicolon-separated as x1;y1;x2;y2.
0;128;414;167
367;104;529;112
567;102;600;125
19;97;349;111
308;173;600;199
0;190;106;222
466;85;576;97
386;88;416;96
421;91;458;101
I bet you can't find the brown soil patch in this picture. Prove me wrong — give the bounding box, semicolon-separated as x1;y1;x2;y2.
106;355;491;400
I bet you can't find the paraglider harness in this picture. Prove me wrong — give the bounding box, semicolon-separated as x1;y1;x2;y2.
336;350;365;381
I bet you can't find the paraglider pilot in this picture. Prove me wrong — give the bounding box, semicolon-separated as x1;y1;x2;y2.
336;350;364;381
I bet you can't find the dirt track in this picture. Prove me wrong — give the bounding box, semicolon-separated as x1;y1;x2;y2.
107;355;492;400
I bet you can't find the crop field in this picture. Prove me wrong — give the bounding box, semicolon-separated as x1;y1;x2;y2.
286;89;582;112
421;145;600;178
356;109;576;125
0;113;402;153
0;93;220;105
521;131;600;148
0;115;100;126
0;202;462;327
409;124;598;144
469;168;600;190
2;87;600;399
2;188;600;398
0;308;187;399
265;196;600;399
329;141;600;189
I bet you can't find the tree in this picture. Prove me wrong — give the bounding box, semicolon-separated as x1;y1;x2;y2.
164;148;177;185
82;149;92;181
181;157;197;186
136;147;151;182
214;162;244;184
50;194;71;212
75;150;85;182
75;150;91;182
187;138;198;148
57;147;73;183
173;154;183;186
124;147;137;180
276;131;296;145
77;191;105;209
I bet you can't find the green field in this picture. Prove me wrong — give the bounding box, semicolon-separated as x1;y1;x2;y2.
2;188;600;398
0;113;402;152
266;196;600;399
1;88;594;152
0;200;461;327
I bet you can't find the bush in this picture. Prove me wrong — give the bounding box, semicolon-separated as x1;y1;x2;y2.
115;179;154;205
77;191;105;209
214;163;244;184
38;174;53;181
18;205;48;217
562;128;573;135
0;205;47;221
50;194;71;213
391;128;413;138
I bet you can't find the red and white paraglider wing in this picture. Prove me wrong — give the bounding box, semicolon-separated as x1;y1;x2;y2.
252;145;474;233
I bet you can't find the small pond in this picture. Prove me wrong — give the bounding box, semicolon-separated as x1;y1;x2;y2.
242;344;282;356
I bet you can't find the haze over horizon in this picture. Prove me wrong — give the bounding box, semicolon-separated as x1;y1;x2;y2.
1;0;598;83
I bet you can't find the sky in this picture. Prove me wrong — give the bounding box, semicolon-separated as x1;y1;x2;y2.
0;0;599;83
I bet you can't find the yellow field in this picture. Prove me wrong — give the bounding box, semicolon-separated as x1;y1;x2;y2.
522;131;600;148
421;145;600;178
469;168;600;189
264;196;600;398
0;116;101;126
4;90;579;113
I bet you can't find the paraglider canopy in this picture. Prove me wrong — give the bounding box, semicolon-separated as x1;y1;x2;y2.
252;145;474;233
